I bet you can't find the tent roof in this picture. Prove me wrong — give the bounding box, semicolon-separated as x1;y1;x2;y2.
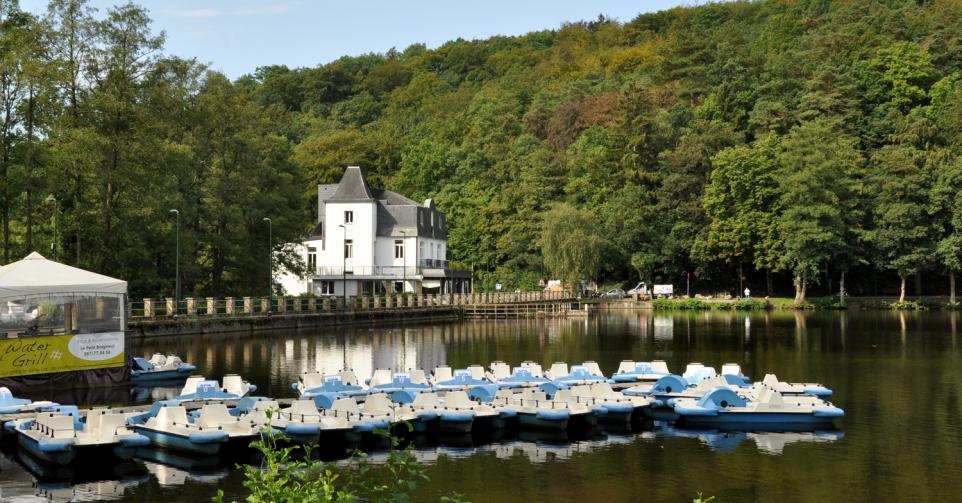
0;252;127;301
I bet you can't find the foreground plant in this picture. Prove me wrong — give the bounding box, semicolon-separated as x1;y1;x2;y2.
214;413;440;503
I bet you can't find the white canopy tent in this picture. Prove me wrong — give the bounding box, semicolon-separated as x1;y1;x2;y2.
0;252;127;302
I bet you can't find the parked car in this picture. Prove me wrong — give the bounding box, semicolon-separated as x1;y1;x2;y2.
603;289;627;299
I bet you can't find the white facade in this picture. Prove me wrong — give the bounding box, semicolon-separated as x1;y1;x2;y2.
277;166;468;297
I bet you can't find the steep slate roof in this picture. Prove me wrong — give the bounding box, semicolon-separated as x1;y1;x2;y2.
328;166;374;201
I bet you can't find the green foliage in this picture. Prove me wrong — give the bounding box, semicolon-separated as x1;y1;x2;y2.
214;416;443;503
651;298;766;311
7;0;962;302
693;492;716;503
540;203;602;287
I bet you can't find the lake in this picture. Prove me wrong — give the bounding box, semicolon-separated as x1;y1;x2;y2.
1;310;959;502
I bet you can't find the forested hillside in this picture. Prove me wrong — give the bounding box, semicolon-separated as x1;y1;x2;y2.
3;0;962;301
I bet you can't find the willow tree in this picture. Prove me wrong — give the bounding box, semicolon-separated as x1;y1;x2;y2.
540;203;602;292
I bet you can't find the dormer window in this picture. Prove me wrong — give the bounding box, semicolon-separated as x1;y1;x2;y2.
344;211;353;224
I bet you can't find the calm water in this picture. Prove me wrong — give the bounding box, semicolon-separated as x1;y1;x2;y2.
1;310;961;502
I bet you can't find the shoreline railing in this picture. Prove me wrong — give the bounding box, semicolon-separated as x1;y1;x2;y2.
128;291;567;320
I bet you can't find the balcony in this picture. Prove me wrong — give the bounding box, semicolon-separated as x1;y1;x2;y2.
417;259;449;268
313;266;421;278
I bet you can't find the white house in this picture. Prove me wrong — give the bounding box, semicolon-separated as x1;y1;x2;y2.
278;166;472;297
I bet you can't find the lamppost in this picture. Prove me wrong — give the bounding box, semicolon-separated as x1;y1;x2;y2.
338;224;346;303
169;209;180;316
45;195;58;260
263;217;272;313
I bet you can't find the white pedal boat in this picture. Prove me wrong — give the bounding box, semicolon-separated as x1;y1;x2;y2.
129;401;230;455
13;406;149;465
670;386;844;428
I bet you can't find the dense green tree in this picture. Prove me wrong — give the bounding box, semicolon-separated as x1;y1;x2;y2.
775;120;862;304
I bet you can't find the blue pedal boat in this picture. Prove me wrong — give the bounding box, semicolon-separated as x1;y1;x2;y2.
129;400;229;455
495;367;552;389
13;406;149;466
0;387;58;416
610;360;670;384
293;371;368;399
671;387;844;428
433;369;492;391
131;354;196;384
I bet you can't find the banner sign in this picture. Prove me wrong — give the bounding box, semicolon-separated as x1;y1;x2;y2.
0;332;125;378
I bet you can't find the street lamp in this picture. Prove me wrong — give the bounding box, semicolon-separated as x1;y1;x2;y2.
45;195;58;261
169;209;180;316
338;224;347;303
263;217;272;313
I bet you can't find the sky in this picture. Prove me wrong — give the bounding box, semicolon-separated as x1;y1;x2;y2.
20;0;702;79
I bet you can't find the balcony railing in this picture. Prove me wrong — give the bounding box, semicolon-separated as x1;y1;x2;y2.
313;266;421;278
417;259;449;268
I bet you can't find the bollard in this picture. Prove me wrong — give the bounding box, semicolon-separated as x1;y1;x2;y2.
362;297;370;310
277;296;286;314
293;297;301;312
308;297;316;312
261;298;269;313
374;296;382;309
323;297;331;311
335;297;343;310
186;298;196;316
243;297;253;314
206;297;215;316
144;298;154;319
165;297;175;317
226;297;235;316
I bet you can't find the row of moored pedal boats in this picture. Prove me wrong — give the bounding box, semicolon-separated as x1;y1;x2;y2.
0;358;843;466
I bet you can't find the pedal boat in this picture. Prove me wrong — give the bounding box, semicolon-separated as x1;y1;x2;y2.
131;354;196;383
292;371;368;398
129;401;229;455
14;406;149;465
178;375;256;402
671;386;844;428
610;360;670;384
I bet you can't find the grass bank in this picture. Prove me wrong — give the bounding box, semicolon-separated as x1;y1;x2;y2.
650;296;961;311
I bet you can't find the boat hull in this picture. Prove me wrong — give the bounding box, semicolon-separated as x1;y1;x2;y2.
516;410;569;431
18;433;75;465
134;427;226;456
676;412;841;429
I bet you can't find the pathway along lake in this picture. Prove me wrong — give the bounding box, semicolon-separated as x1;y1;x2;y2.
1;310;960;502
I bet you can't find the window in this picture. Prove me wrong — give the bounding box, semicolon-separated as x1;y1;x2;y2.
344;211;353;224
430;242;435;258
430;212;434;227
307;247;317;271
344;239;353;259
394;239;404;259
419;241;424;260
439;244;444;258
317;281;335;295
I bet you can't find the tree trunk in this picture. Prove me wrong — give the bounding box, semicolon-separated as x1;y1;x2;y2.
898;274;906;303
794;269;808;304
950;270;956;305
839;270;847;307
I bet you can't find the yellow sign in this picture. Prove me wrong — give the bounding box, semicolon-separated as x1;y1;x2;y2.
0;332;125;378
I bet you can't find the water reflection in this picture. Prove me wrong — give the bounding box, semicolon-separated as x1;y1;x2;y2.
3;310;962;502
659;425;844;454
